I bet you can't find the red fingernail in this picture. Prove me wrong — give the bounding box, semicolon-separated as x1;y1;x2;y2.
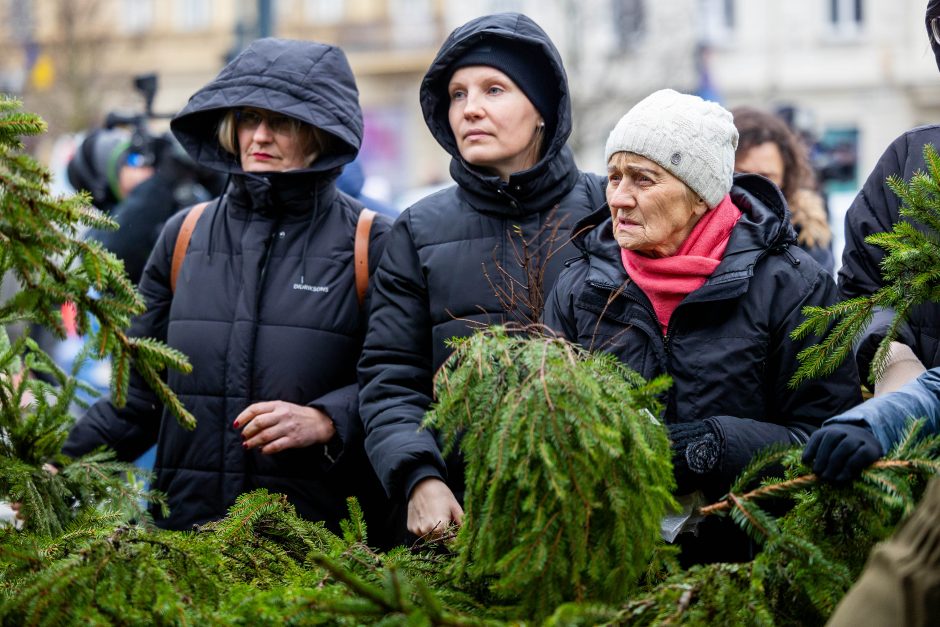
232;420;239;428
241;442;248;449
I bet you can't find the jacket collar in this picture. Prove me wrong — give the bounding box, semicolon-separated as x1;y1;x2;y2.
227;171;339;221
451;145;581;216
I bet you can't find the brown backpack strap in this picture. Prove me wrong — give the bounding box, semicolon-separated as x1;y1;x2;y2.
170;201;210;293
354;208;377;306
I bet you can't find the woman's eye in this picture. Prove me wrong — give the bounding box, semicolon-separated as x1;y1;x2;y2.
487;86;504;95
607;175;620;186
450;90;466;101
266;115;286;129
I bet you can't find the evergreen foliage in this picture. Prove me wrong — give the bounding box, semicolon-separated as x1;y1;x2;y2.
426;328;675;619
0;98;181;535
791;143;940;386
1;426;934;625
0;491;494;626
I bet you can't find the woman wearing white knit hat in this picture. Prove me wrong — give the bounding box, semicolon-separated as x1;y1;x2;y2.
543;89;861;565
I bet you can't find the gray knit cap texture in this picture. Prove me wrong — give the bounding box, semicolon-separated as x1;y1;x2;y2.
604;89;738;208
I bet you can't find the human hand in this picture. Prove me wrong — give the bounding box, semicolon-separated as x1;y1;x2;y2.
234;401;336;454
802;424;883;483
407;477;464;539
667;420;722;494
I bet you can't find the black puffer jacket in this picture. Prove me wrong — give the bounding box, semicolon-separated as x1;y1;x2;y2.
838;125;940;380
358;13;606;501
64;38;391;531
544;175;860;489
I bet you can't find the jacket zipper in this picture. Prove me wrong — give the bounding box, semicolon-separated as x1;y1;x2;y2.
248;220;281;399
589;279;671;359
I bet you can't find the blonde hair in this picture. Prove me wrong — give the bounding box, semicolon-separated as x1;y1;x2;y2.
217;109;331;168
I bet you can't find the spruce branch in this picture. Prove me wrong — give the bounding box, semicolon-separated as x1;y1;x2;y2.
792;143;940;386
700;458;929;517
426;327;675;619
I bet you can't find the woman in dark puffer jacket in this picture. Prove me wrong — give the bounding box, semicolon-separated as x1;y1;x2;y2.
359;13;606;540
63;38;391;533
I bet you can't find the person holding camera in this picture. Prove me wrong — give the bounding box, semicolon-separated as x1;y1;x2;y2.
62;38;392;536
78;131;219;285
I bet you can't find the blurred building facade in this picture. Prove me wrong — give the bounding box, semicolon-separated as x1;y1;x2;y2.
0;0;938;205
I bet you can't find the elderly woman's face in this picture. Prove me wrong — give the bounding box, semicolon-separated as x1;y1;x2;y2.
607;153;708;258
236;107;312;172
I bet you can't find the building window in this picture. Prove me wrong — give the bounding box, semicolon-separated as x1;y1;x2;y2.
176;0;211;31
613;0;645;47
698;0;735;44
304;0;344;24
122;0;153;34
829;0;863;37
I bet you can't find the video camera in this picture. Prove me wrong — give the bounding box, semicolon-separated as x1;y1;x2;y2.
101;73;223;204
103;73;173;169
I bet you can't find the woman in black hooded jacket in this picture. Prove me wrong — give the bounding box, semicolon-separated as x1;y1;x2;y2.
358;13;606;539
63;38;390;532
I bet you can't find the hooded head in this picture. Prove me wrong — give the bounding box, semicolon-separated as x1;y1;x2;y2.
171;38;363;176
67;128;133;211
928;0;940;71
605;89;738;209
420;13;571;174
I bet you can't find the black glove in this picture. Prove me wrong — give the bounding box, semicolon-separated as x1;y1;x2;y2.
802;424;883;483
668;419;723;494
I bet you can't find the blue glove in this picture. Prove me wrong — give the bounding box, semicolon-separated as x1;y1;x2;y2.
802;424;883;483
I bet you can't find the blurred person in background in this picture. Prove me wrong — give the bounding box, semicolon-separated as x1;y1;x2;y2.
80;131;222;285
838;0;940;397
62;38;392;536
66;128;140;218
359;12;606;541
732;106;833;274
69;126;223;285
337;156;398;218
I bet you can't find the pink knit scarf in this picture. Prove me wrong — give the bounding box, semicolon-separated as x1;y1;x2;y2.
620;194;742;335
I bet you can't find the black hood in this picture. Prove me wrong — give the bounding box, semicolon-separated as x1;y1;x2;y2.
170;38;362;176
420;12;577;205
928;0;940;71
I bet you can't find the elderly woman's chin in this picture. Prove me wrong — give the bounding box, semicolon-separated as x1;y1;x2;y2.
612;219;643;248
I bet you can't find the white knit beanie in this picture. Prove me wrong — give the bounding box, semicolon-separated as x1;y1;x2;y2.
604;89;738;208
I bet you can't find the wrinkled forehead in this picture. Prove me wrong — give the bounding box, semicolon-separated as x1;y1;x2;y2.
607;152;664;174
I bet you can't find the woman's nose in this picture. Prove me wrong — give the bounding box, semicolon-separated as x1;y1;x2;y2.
252;119;274;141
463;92;483;118
608;181;636;208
